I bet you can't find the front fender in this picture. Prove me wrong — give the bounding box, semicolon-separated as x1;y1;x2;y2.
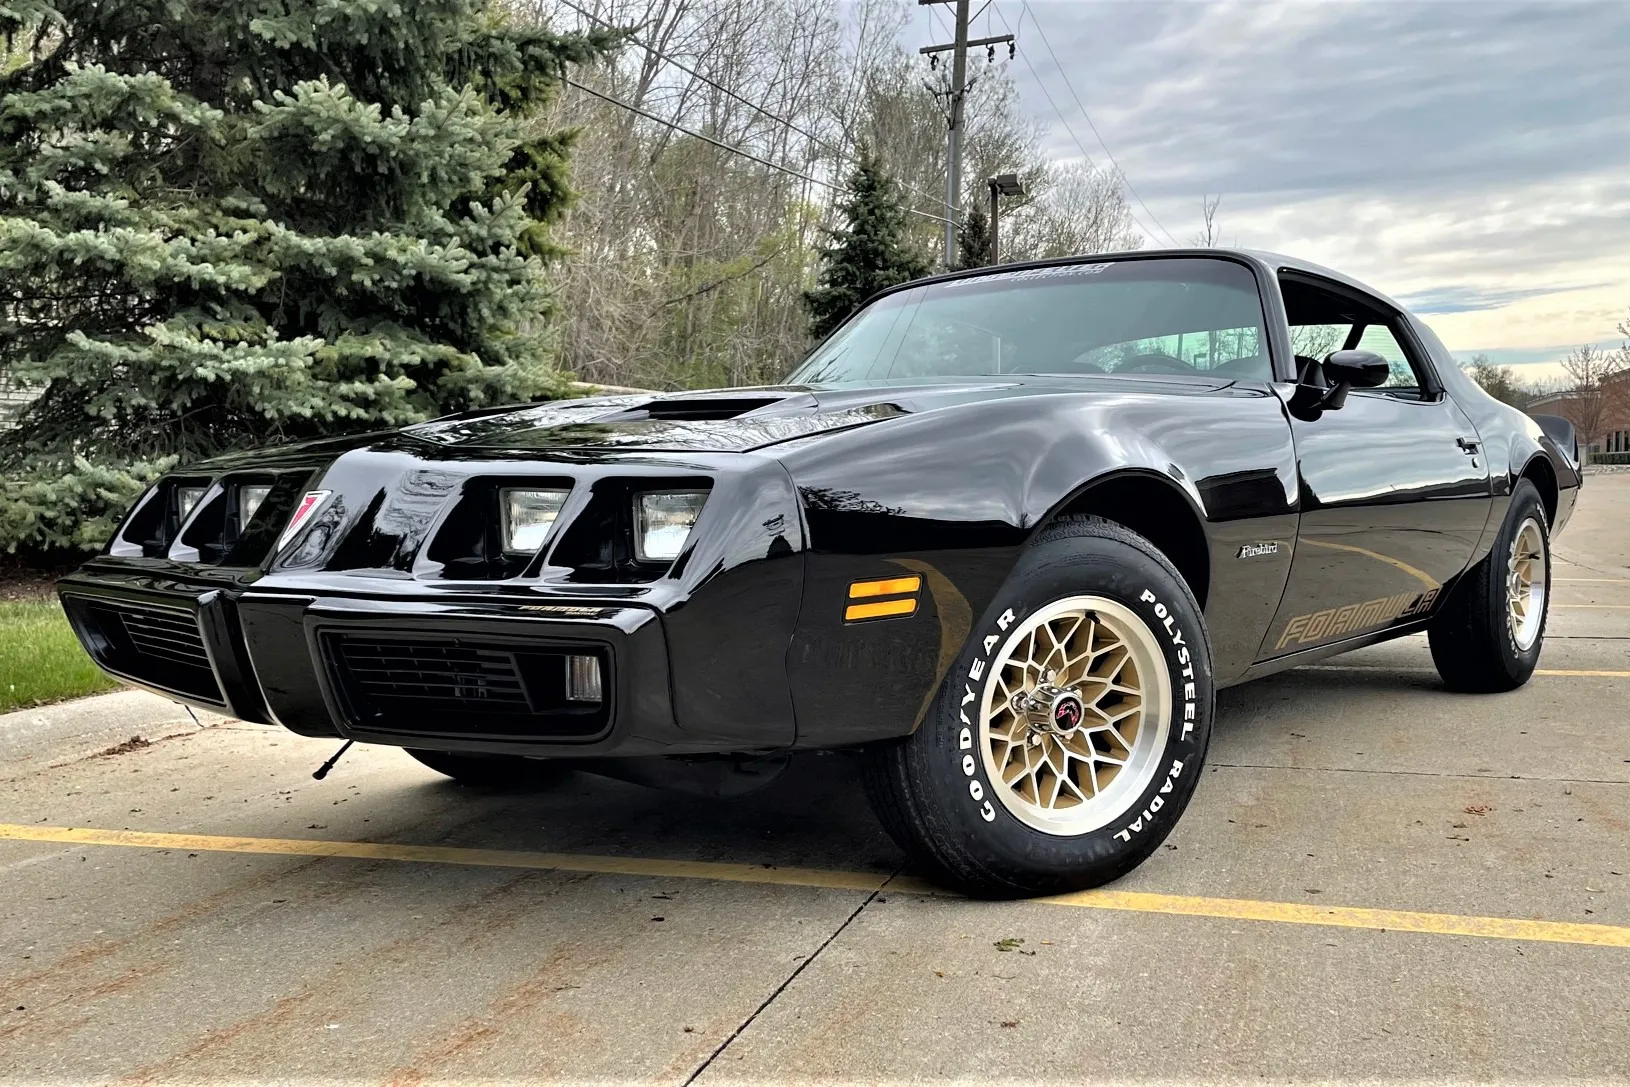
772;385;1299;743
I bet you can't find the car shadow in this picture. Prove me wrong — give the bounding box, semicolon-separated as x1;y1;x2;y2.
371;664;1451;881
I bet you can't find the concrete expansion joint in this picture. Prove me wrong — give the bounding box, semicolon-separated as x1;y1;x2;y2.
680;874;897;1084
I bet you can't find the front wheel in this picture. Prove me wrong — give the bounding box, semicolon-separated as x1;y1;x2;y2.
406;748;567;788
862;516;1215;898
1428;478;1551;692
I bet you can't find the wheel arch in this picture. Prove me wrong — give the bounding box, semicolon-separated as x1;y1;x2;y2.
1038;469;1212;609
1518;452;1558;526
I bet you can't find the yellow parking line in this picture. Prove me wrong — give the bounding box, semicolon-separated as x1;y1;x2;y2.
3;823;1627;950
1038;889;1630;947
0;823;887;891
1555;578;1630;583
1554;604;1630;609
1299;665;1630;678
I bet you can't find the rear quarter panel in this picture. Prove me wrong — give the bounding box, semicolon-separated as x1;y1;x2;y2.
1409;319;1582;546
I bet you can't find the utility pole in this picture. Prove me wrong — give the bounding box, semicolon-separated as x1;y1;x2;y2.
920;1;1012;267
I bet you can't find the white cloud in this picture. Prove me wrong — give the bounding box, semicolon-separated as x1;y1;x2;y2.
956;0;1630;360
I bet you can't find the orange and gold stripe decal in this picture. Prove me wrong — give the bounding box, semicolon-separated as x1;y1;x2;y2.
845;574;921;622
847;575;922;598
845;597;919;621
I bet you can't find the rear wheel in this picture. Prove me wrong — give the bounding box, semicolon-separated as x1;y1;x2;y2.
406;749;567;788
862;516;1214;898
1429;478;1550;692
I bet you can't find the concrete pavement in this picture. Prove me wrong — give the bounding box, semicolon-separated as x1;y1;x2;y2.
1;475;1626;1083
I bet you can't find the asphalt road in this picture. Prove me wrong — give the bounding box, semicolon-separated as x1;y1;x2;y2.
3;475;1628;1084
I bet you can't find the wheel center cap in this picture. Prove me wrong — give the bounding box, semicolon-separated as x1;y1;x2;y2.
1049;692;1085;736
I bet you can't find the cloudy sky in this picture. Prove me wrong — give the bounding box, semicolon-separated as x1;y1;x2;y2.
906;0;1630;381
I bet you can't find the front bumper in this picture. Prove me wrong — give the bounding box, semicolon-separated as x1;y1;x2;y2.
56;568;788;759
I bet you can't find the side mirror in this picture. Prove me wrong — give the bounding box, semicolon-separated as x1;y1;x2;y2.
1289;349;1391;420
1323;350;1391;389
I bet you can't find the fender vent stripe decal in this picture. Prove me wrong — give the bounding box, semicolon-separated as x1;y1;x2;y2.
845;598;919;622
845;575;922;622
848;575;922;599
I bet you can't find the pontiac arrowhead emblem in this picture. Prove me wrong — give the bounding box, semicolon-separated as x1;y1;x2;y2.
276;490;332;552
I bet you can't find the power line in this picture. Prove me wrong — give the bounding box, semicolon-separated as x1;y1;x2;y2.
988;7;1164;244
551;0;952;219
1014;1;1179;245
563;77;954;227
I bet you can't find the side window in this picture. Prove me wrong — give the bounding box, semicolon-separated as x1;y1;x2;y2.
1279;274;1435;397
1289;323;1348;362
1354;324;1429;397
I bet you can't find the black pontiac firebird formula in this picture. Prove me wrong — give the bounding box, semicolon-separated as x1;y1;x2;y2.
59;250;1582;897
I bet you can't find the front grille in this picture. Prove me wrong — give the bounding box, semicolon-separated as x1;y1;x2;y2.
119;609;212;672
325;634;609;740
66;600;222;705
338;641;532;708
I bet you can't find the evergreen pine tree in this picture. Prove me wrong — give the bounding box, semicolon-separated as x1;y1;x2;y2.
0;2;616;552
955;205;992;270
803;148;929;341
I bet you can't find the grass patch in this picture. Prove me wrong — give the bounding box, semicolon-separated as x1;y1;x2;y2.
0;598;117;712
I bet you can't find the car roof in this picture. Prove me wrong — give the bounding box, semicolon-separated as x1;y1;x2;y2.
901;247;1413;318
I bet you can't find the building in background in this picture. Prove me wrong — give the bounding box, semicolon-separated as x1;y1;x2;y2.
1527;370;1630;460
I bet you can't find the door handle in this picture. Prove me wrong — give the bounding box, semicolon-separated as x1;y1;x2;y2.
1457;436;1481;454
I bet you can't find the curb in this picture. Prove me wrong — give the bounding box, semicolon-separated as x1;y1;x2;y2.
0;688;228;776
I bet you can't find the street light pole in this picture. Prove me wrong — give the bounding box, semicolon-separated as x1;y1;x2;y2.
987;173;1024;264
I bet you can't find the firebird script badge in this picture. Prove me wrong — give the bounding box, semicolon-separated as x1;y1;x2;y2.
1237;541;1280;559
276;490;333;552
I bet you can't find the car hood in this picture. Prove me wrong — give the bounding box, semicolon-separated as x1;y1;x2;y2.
399;375;1238;455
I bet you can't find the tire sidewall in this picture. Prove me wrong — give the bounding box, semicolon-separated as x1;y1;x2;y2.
1491;481;1550;674
916;529;1214;890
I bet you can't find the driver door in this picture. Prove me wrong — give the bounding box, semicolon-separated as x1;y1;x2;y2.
1261;279;1492;659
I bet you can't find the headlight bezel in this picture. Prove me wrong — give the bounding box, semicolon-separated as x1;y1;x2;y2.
631;489;709;564
499;487;571;556
236;483;273;527
175;484;209;523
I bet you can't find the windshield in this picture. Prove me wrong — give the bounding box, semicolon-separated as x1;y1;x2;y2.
788;257;1272;384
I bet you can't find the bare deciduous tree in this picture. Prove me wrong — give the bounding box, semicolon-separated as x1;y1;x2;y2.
1193;194;1221;247
521;0;1154;391
1556;341;1628;446
1464;353;1542;409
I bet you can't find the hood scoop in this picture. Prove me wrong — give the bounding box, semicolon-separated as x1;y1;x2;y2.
632;396;789;421
591;392;817;422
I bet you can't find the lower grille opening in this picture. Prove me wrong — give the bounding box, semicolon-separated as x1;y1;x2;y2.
65;600;222;704
324;633;610;740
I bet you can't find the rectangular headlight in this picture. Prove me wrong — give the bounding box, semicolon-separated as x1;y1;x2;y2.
238;484;272;525
501;488;568;553
176;485;207;521
633;491;707;563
